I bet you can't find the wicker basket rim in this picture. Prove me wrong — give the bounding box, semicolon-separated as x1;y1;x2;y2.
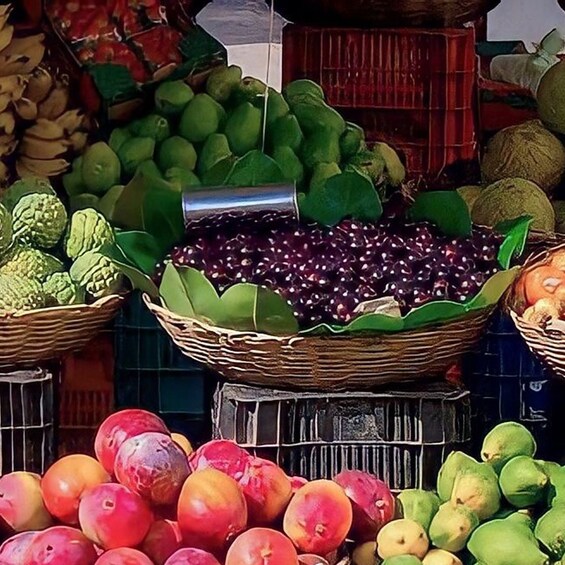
1;294;125;321
143;293;491;343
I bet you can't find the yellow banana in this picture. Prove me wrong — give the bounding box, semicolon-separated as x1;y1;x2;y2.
18;155;69;177
38;79;69;120
24;66;52;103
0;133;17;156
0;24;14;54
20;135;69;160
14;97;37;120
69;131;88;152
1;33;45;56
0;5;13;30
0;36;45;75
16;159;42;179
0;91;10;112
0;54;34;77
25;118;65;140
0;110;15;134
0;74;26;96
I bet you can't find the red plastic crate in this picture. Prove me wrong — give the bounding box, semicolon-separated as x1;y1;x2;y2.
282;25;477;111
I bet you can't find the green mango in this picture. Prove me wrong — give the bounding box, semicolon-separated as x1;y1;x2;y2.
535;505;565;560
481;422;537;474
129;114;171;143
272;145;304;188
155;80;194;116
283;78;325;103
468;519;549;565
309;162;341;192
268;114;304;153
157;136;197;172
266;88;290;127
437;452;480;502
397;489;441;534
301;129;340;170
499;456;549;509
117;137;155;178
63;156;86;197
179;93;226;143
340;122;365;159
290;94;346;135
135;160;163;180
225;102;263;156
429;503;479;552
232;76;267;106
164;168;201;191
198;134;233;177
108;127;132;154
450;464;501;520
206;64;243;103
98;184;124;221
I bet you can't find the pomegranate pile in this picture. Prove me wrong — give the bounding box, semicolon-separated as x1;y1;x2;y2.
0;409;395;565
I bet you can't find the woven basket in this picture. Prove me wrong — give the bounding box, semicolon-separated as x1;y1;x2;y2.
267;0;501;28
525;230;565;255
509;243;565;379
0;295;125;368
145;295;494;391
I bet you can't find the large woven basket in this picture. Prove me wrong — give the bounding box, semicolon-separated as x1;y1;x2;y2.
0;295;124;368
509;243;565;379
145;295;494;391
267;0;501;28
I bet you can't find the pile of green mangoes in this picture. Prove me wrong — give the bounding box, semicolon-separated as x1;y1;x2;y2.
354;422;565;565
61;65;405;219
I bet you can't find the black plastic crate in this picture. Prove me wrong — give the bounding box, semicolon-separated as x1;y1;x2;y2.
0;368;55;474
212;382;471;491
114;292;216;444
463;310;565;462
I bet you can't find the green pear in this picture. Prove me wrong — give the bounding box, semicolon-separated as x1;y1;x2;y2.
98;184;124;221
450;464;501;520
437;452;480;502
468;519;550;565
397;490;441;534
157;136;197;173
374;142;406;186
422;549;463;565
225;102;263;156
108;127;132;154
232;76;267;106
63;156;86;197
348;149;385;184
268;114;304;153
117;137;155;177
164;167;201;191
340;122;365;159
272;145;304;187
545;465;565;506
179;93;226;143
481;422;537;474
505;510;536;533
283;78;325;103
499;456;549;508
154;80;194;116
266;88;290;127
135;159;163;180
309;162;341;192
129;113;171;143
206;64;243;103
197;134;233;177
429;503;479;552
535;504;565;560
382;557;422;565
291;95;346;135
301;129;340;170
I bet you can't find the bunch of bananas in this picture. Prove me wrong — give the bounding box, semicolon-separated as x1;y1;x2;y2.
0;4;89;183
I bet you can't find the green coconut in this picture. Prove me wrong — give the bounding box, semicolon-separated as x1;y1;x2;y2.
481;120;565;194
538;60;565;135
471;178;555;232
456;185;482;213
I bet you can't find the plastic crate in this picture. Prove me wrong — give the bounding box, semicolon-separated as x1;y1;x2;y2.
282;26;476;111
463;310;565;462
0;368;55;474
114;292;216;444
212;382;471;491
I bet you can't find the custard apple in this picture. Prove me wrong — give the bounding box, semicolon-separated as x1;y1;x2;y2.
1;176;56;212
44;272;85;306
0;274;45;313
0;202;13;257
70;251;123;299
12;193;68;249
65;208;115;260
0;245;64;282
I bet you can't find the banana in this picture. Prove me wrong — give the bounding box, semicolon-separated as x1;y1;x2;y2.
0;5;12;30
0;74;25;95
56;109;84;134
38;79;69;120
18;155;69;177
15;159;41;179
0;92;10;112
0;35;45;75
14;97;37;120
25;118;65;141
1;33;45;56
0;24;14;54
0;110;15;134
69;131;88;152
0;54;34;77
24;67;52;103
20;135;69;160
0;133;17;156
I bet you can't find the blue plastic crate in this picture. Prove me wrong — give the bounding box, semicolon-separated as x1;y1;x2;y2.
463;309;565;460
114;293;216;443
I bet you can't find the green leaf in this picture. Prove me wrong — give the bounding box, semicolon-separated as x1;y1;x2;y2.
115;231;164;276
220;283;257;331
466;267;519;311
159;263;194;317
143;182;184;253
201;156;238;186
342;313;404;333
88;63;138;102
403;301;467;330
177;267;223;325
112;172;150;231
495;216;533;269
254;286;299;335
225;150;286;187
409;191;472;237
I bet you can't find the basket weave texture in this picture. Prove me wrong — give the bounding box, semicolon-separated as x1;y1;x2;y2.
509;243;565;379
0;295;124;368
267;0;501;28
145;295;494;391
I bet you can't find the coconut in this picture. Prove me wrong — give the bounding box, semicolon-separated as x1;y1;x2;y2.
538;60;565;135
553;201;565;233
471;178;555;232
456;185;482;213
481;120;565;194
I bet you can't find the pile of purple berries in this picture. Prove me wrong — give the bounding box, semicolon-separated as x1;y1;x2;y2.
160;218;504;326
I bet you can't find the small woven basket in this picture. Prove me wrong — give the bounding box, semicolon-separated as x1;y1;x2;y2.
145;295;494;391
0;295;125;368
508;243;565;379
525;230;565;255
267;0;500;28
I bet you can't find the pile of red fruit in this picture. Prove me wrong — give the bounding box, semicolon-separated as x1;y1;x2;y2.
0;409;396;565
